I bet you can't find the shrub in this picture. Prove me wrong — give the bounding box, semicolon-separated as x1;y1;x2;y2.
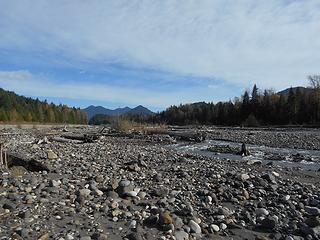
111;119;135;133
10;166;27;177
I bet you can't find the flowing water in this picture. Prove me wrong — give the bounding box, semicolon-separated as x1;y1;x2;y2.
169;139;320;171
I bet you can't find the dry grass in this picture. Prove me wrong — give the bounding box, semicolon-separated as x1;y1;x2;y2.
111;119;168;134
111;119;135;133
141;125;168;135
9;165;27;177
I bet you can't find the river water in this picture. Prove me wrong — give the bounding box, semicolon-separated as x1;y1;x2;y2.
169;139;320;171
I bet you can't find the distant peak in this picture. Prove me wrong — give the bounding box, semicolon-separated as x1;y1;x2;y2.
134;105;146;109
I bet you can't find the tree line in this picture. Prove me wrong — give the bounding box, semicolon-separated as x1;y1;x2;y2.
89;114;113;125
0;88;87;124
130;76;320;126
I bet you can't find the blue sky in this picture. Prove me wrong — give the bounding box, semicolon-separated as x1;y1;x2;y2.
0;1;319;111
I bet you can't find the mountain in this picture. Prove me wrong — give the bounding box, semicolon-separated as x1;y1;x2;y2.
83;105;130;119
277;86;313;96
126;105;153;115
83;105;153;119
114;106;132;115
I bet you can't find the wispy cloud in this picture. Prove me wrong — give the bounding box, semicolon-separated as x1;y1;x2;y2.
0;0;319;106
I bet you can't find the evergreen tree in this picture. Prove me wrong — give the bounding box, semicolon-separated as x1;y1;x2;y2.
287;87;296;123
140;79;320;126
0;88;87;124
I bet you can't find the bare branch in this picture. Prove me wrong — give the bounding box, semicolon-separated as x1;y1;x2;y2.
308;75;320;89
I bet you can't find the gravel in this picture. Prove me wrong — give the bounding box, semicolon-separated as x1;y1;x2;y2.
206;127;320;150
0;126;319;239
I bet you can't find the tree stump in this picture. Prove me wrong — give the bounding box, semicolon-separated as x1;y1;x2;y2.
241;143;250;156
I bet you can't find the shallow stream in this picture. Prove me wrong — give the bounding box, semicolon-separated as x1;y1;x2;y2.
169;139;320;171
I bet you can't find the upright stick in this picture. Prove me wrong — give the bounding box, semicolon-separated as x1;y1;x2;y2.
0;144;3;168
4;150;8;169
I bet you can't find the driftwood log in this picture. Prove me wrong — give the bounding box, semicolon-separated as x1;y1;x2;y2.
7;153;50;172
167;131;206;142
50;137;83;144
61;134;100;143
0;142;8;169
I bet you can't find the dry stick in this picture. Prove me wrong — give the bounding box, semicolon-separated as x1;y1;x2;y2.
0;144;3;169
4;150;8;169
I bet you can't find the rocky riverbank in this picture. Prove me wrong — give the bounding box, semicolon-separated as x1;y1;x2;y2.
206;128;320;150
0;127;320;239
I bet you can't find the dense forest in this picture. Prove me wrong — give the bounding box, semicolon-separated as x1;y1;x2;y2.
131;76;320;126
0;88;87;124
89;114;112;125
3;75;319;126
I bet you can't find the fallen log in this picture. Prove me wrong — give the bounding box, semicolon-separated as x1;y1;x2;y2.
7;153;50;172
61;134;100;143
168;131;206;142
50;137;83;144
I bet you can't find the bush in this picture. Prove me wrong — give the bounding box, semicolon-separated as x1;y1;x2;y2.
111;119;168;134
111;119;135;133
142;125;168;135
10;166;27;177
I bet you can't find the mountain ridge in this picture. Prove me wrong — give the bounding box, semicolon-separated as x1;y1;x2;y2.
277;86;313;96
83;105;153;119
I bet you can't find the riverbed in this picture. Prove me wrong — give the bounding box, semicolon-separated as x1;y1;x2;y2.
169;139;320;171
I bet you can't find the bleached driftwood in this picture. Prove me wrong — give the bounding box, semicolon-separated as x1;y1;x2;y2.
0;142;8;170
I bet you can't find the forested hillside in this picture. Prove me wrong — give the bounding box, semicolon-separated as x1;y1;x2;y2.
137;76;320;126
0;88;87;124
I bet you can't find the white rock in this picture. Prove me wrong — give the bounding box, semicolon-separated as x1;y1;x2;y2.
47;150;58;159
125;191;138;197
220;223;227;230
255;208;269;216
66;234;74;240
94;189;104;196
283;195;290;201
210;224;220;232
50;180;60;187
240;174;250;181
188;220;201;234
206;196;212;204
174;230;189;240
247;160;262;165
129;220;137;229
79;189;91;198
